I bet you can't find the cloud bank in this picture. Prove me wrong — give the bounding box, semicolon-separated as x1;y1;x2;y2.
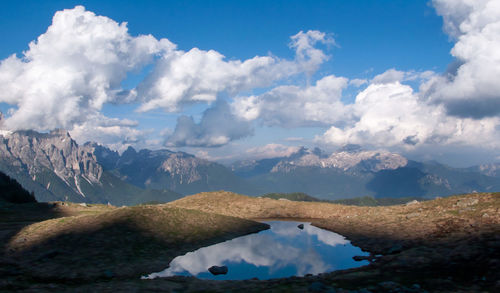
0;1;499;163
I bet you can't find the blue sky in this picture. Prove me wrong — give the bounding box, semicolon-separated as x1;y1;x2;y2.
1;1;452;73
0;0;499;167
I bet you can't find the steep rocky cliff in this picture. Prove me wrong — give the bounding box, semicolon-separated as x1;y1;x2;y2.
0;130;180;204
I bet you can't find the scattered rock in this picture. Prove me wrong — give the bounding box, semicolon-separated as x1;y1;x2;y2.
406;212;420;219
406;200;419;206
297;224;304;230
79;203;87;207
208;265;228;275
482;213;490;218
455;198;478;208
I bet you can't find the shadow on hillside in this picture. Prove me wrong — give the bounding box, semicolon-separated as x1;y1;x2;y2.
0;208;267;290
0;202;69;281
312;220;500;291
365;167;426;198
0;202;68;249
2;218;181;284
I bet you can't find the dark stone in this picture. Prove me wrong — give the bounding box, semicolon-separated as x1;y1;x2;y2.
297;224;304;230
353;255;371;261
208;265;228;275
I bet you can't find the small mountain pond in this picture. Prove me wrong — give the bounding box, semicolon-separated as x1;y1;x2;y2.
146;221;369;280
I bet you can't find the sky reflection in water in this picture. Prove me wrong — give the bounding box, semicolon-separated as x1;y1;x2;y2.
146;221;369;280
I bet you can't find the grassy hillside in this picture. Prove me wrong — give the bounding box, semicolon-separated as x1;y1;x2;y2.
2;191;499;292
330;195;426;206
5;203;268;280
260;192;425;206
169;191;500;249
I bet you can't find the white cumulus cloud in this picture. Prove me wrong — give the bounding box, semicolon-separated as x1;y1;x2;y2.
135;30;335;113
245;144;301;160
232;75;349;127
317;80;500;150
423;0;500;118
0;6;172;131
0;5;335;150
165;101;253;147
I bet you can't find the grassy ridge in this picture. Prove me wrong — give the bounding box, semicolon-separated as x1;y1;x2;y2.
260;192;426;206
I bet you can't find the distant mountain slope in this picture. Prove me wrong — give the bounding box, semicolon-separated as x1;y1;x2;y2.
0;171;36;204
2;129;498;203
93;145;258;196
0;130;181;205
232;146;500;199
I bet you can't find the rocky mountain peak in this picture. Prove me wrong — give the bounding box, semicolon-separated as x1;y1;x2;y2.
0;130;103;196
270;146;408;173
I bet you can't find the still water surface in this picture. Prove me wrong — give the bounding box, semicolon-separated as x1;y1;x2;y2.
146;221;369;280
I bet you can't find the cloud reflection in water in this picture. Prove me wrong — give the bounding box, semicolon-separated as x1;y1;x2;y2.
147;221;368;280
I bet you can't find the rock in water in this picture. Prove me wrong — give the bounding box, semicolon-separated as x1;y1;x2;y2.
208;265;228;275
297;224;304;230
352;255;371;261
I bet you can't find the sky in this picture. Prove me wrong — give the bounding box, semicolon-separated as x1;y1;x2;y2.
0;0;499;167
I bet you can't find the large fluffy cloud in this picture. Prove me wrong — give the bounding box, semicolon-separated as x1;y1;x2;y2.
232;75;349;127
165;101;253;147
0;6;172;130
422;0;500;118
70;115;147;152
0;5;334;149
1;3;499;162
228;0;500;157
135;30;335;112
317;81;500;150
245;144;301;160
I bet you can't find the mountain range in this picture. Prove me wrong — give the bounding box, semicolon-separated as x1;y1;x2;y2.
0;129;181;205
0;129;499;204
